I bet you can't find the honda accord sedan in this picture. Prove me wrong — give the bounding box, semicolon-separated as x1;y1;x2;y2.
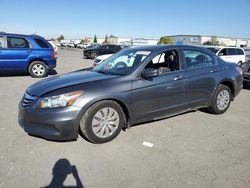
18;45;243;143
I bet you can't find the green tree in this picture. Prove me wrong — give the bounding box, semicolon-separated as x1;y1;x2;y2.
93;34;97;43
202;36;220;46
80;39;84;44
158;37;174;44
57;35;64;42
103;34;108;44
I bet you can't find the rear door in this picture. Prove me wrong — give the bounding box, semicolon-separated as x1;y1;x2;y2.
235;48;246;63
4;36;32;70
0;36;5;69
181;49;218;108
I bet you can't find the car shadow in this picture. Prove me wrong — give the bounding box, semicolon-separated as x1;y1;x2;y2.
42;158;84;188
0;69;58;77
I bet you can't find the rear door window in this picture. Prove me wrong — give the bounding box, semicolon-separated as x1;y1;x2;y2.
7;37;30;48
34;39;49;48
236;49;244;55
227;48;236;56
0;37;3;48
183;50;215;69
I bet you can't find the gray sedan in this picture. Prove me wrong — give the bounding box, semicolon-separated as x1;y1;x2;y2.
18;45;243;143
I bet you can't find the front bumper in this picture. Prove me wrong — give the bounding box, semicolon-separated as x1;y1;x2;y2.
18;104;82;141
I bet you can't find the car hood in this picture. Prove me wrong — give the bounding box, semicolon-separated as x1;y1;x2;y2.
27;70;118;97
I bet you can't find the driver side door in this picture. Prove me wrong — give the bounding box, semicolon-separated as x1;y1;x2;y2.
131;49;186;122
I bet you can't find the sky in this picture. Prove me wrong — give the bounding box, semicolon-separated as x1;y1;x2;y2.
1;0;250;39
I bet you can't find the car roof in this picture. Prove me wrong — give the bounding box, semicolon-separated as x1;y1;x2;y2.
0;32;43;39
202;45;244;50
126;45;210;52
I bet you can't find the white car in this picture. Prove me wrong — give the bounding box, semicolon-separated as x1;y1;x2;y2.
48;41;58;52
76;44;87;49
93;54;113;66
67;43;75;48
206;46;246;64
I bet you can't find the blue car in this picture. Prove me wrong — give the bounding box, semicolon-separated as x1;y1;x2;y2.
0;32;56;77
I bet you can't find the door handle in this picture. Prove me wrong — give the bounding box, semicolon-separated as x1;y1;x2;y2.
27;50;32;53
174;75;182;81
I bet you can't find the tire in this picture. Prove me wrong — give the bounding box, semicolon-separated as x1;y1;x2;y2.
207;84;232;114
28;61;48;78
80;100;125;144
91;52;98;59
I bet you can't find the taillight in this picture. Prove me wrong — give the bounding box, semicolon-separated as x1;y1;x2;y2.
51;50;55;60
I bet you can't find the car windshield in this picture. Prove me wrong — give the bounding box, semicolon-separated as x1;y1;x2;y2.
93;49;152;75
206;47;220;54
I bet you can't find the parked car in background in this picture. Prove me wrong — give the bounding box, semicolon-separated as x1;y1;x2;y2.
206;46;246;65
67;43;75;48
19;45;242;143
0;33;56;78
243;47;250;62
240;58;250;86
76;44;87;49
92;45;130;66
48;41;58;53
60;42;68;47
83;44;122;59
93;54;113;66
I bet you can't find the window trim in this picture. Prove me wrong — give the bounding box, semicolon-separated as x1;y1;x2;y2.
0;36;4;49
181;48;217;70
140;49;182;77
6;36;31;49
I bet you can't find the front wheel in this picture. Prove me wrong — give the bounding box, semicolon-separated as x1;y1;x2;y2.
28;61;48;78
207;84;231;114
80;100;125;143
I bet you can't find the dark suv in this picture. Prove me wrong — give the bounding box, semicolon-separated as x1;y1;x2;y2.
0;33;56;78
83;44;122;59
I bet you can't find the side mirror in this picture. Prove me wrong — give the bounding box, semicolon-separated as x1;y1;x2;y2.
142;68;159;78
218;53;224;56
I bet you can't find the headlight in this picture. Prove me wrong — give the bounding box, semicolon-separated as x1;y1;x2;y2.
39;91;83;108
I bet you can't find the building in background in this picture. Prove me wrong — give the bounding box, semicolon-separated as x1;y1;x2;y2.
107;37;159;45
107;37;131;45
166;35;250;47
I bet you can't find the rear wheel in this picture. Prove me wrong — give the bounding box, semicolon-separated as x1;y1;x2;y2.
28;61;48;78
80;100;125;143
208;84;231;114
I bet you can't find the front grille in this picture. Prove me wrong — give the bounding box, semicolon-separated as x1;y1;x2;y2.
21;92;38;107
